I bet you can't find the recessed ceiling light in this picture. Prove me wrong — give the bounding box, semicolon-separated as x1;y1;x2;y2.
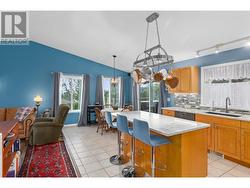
246;41;250;46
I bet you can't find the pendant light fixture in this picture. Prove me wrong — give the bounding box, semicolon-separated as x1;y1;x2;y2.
132;12;175;85
111;55;118;86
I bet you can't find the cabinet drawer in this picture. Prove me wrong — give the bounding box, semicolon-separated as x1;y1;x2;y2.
0;108;6;121
5;108;17;120
241;121;250;130
162;110;175;117
195;114;211;123
213;117;240;127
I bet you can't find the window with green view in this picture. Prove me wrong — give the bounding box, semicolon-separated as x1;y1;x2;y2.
60;74;83;111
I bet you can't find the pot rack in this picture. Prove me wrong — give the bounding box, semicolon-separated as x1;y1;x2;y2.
133;12;174;69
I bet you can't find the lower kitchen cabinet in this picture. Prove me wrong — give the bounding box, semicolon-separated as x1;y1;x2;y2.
121;133;131;162
241;121;250;163
213;117;241;159
164;109;250;165
195;114;214;151
134;139;151;175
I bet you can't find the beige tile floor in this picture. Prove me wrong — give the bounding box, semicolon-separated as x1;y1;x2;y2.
63;125;250;178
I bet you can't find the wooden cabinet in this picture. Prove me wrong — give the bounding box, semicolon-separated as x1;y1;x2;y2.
0;120;19;177
180;67;191;93
134;138;151;176
162;109;175;117
195;114;214;151
169;66;199;93
213;117;241;159
240;121;250;163
169;109;250;165
0;109;6;121
121;133;131;162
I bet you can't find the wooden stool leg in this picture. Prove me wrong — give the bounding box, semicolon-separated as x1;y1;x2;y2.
96;124;100;133
101;123;104;135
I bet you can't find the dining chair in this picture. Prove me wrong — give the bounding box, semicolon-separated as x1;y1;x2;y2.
95;107;106;135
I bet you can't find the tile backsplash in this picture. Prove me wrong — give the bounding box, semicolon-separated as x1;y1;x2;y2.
173;93;200;108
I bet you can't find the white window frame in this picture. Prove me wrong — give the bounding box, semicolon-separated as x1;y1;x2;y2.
59;74;83;113
102;76;121;107
139;82;160;112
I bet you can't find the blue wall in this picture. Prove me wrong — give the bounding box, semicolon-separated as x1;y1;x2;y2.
0;41;132;124
163;46;250;106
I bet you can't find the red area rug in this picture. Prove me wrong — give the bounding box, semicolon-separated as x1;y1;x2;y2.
18;141;77;177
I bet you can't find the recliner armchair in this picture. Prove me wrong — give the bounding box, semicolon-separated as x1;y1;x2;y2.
29;104;70;145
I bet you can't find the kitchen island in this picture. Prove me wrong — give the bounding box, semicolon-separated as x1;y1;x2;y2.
112;111;210;177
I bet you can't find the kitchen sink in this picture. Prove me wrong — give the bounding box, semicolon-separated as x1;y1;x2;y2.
206;111;242;117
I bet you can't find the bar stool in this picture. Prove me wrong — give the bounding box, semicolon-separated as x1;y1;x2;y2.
133;118;171;177
105;111;126;165
116;115;135;177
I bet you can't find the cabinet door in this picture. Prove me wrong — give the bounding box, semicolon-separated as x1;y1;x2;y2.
195;114;214;151
214;121;241;159
241;122;250;163
241;128;250;163
134;139;151;176
180;67;191;92
121;133;131;161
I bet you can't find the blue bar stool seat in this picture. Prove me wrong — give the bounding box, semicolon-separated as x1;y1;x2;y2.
116;115;135;177
133;118;171;177
105;111;126;165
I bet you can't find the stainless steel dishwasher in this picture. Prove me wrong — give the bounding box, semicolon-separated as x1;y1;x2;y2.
174;111;195;121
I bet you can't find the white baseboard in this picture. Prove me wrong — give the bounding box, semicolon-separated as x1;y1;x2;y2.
64;123;77;127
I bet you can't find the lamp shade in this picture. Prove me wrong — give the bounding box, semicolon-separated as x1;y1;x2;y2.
34;95;43;104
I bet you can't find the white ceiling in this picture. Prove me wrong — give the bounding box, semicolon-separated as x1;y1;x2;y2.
29;11;250;72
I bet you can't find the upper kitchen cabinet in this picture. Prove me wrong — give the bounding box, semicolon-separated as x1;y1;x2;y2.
169;66;199;93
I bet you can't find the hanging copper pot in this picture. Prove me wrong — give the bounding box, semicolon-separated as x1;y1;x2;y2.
132;69;142;84
165;74;179;89
153;69;168;82
153;72;163;82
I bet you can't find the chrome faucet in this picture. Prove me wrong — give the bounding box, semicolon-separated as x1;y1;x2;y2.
225;97;231;113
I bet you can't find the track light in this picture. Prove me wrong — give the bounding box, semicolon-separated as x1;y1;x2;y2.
196;36;250;57
214;44;220;54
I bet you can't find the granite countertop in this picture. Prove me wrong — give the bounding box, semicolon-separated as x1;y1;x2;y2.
112;111;209;137
162;107;250;122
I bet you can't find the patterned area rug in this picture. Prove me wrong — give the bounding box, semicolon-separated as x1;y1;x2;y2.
18;141;77;177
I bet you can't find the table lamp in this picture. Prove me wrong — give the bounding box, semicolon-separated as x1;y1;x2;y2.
34;95;43;117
